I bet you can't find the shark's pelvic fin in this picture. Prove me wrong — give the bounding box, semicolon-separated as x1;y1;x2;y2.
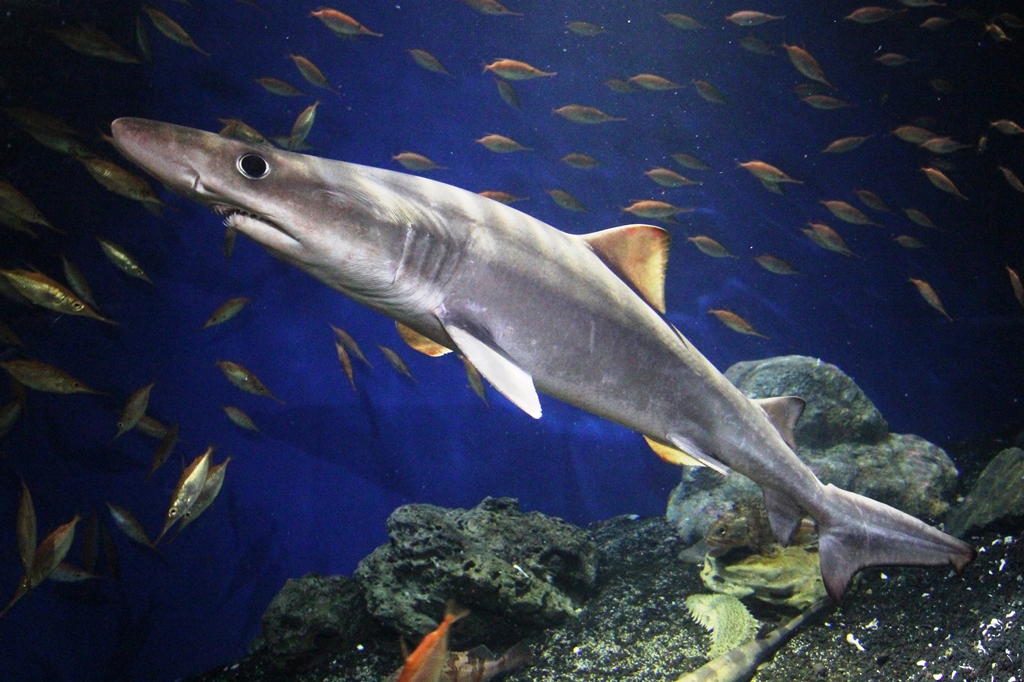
644;435;707;468
752;396;806;450
396;321;452;357
762;486;806;546
668;432;730;475
580;224;670;313
441;322;542;418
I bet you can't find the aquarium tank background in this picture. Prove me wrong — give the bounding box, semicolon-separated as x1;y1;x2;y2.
0;1;1021;680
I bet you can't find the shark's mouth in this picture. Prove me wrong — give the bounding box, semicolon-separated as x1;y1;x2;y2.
211;203;282;232
210;203;301;249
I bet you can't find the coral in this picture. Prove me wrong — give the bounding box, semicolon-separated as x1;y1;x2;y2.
684;593;759;658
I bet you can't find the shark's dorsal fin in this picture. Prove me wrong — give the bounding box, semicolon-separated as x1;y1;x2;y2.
580;224;670;313
668;432;731;475
643;435;706;468
441;322;542;418
396;321;452;357
753;396;805;450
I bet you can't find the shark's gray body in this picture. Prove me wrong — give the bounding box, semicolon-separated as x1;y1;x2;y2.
110;118;975;602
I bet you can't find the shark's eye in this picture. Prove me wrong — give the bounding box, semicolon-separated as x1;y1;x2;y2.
237;153;270;180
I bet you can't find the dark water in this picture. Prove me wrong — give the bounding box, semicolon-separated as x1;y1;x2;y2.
0;1;1021;680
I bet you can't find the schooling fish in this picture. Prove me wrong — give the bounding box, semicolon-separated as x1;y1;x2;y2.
155;446;212;544
110;117;977;602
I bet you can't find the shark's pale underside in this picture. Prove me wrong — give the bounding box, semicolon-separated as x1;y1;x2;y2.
110;118;975;602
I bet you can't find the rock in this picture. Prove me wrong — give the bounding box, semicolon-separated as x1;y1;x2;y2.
724;355;888;448
945;447;1024;537
353;497;597;644
668;356;961;544
248;574;379;671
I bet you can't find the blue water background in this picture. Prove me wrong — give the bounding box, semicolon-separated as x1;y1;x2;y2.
0;1;1022;680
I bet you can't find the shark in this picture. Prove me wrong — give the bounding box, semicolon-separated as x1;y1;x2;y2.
109;117;976;602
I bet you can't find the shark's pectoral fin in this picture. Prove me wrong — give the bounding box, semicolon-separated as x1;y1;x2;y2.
753;396;806;450
395;321;452;357
440;322;541;419
643;435;707;468
667;433;730;475
762;486;805;546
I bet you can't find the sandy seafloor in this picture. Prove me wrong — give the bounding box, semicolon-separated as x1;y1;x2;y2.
185;515;1023;682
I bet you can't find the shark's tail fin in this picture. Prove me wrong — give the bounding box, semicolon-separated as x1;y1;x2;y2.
814;484;976;602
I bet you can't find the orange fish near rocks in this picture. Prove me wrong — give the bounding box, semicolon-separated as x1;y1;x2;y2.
397;603;470;682
386;642;532;682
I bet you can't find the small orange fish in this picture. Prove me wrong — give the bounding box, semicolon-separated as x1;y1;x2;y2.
921;167;968;200
754;254;800;275
477;191;527;205
331;325;372;367
552;105;624;124
662;13;704;29
820;200;880;226
146;422;180;481
891;125;935;144
393;152;445;172
141;6;209;56
998;166;1024;193
782;44;834;89
693;80;728;105
310;8;382;37
904;208;938;229
546;189;587;212
738;161;802;185
114;382;155;440
409;50;450;75
379;346;416;382
688;235;737;259
561;153;601;170
397;603;470;682
801;95;851;110
622;200;691;219
645;168;700;187
726;11;784;26
475;134;530;153
50;24;141;63
566;21;607;36
822;135;872;154
908;278;952;321
254;77;306;97
288;54;337;94
854;189;892;213
802;223;858;258
628;73;680;90
458;0;521;16
1006;266;1024;310
483;59;554;80
216;360;284;403
708;309;768;339
672;153;712;171
202;296;250;329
